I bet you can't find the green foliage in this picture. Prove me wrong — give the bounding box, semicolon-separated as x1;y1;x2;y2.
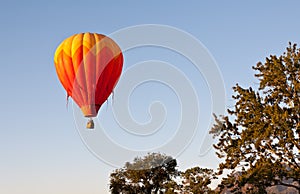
109;153;179;194
210;43;300;192
181;167;217;194
109;153;217;193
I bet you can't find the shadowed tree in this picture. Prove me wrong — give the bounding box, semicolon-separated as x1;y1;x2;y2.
210;43;300;192
109;153;179;194
181;167;217;194
109;153;218;193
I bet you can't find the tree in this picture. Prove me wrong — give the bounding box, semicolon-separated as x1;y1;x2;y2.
210;43;300;192
181;167;216;194
109;153;179;194
109;153;218;193
218;158;279;193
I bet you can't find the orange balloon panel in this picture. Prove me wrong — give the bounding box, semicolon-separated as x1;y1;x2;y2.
54;33;123;117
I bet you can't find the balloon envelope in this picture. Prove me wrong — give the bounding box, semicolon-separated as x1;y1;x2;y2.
54;33;123;118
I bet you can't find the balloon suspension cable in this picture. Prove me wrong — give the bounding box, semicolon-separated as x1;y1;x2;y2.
66;94;69;110
86;118;95;129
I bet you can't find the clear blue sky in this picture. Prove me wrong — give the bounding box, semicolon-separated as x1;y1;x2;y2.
1;1;300;193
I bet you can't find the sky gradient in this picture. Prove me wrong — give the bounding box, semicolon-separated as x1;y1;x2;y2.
1;1;300;193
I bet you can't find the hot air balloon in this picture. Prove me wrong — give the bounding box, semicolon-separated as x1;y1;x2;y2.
54;33;123;129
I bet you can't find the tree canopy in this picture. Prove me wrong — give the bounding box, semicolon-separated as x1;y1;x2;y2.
109;153;178;194
210;43;300;192
109;153;216;194
181;167;216;194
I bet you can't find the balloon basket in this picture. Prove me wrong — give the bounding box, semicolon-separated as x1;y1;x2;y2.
86;118;94;129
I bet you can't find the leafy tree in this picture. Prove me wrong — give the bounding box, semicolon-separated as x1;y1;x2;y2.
109;153;179;194
210;43;300;192
109;153;218;193
218;158;277;193
181;167;216;194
